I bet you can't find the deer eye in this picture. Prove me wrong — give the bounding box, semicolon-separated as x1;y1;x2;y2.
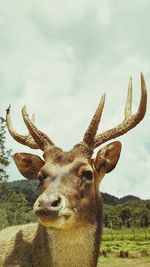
82;170;93;181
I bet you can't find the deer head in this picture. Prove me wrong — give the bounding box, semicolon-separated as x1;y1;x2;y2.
6;73;147;229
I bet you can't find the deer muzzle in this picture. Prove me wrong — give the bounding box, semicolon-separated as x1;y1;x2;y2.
34;193;65;215
33;193;75;228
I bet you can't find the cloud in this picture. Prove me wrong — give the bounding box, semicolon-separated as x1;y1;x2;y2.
0;0;150;198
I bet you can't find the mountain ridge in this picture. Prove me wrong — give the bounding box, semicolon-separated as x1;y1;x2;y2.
9;180;144;206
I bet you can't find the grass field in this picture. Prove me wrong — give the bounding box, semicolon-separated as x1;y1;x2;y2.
97;228;150;266
98;257;150;267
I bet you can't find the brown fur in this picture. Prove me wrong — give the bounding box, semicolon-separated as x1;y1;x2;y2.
0;142;121;267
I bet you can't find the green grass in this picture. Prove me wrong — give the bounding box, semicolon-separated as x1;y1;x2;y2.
97;228;150;266
102;227;150;242
101;240;150;257
98;257;150;267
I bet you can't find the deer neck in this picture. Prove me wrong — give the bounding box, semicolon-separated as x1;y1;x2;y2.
32;192;103;267
50;224;97;267
33;219;102;267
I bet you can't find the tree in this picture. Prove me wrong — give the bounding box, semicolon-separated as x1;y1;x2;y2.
6;190;30;225
119;208;131;226
0;188;34;230
140;213;149;228
146;200;150;210
0;117;12;181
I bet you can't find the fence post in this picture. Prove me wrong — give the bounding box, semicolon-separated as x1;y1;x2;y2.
110;221;114;241
144;228;147;240
132;228;135;240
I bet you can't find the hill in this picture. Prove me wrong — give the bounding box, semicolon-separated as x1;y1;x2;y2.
10;179;143;206
0;180;149;230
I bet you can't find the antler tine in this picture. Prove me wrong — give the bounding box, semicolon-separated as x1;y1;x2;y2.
83;94;105;147
93;73;147;149
31;113;35;123
6;105;40;149
138;73;147;117
125;77;132;118
22;106;55;150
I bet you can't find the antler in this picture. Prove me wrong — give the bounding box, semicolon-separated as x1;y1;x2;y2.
83;73;147;149
6;106;55;151
6;73;147;152
83;94;105;147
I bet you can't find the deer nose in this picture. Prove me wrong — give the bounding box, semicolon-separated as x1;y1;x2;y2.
35;194;63;213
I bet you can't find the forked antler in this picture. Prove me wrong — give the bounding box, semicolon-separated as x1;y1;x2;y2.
83;73;147;149
6;105;55;151
6;73;147;153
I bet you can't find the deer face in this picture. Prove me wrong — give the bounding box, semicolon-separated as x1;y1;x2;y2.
6;73;147;229
13;142;121;228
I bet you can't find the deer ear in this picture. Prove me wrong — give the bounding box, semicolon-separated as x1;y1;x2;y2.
13;153;45;180
94;141;122;174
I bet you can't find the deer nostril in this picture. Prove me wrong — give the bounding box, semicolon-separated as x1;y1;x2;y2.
51;197;61;208
37;199;43;208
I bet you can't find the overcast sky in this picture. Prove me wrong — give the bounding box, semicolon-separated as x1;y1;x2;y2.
0;0;150;199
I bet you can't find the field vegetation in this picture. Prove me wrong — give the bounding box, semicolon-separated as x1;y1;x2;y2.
98;228;150;266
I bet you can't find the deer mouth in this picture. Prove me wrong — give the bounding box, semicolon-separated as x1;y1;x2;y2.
34;206;75;228
38;214;75;229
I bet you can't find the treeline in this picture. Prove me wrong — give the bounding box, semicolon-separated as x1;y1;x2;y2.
0;180;150;230
104;200;150;229
0;181;36;229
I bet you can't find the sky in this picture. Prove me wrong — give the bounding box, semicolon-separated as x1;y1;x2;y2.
0;0;150;199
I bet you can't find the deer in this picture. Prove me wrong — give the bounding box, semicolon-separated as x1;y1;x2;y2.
0;73;147;267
